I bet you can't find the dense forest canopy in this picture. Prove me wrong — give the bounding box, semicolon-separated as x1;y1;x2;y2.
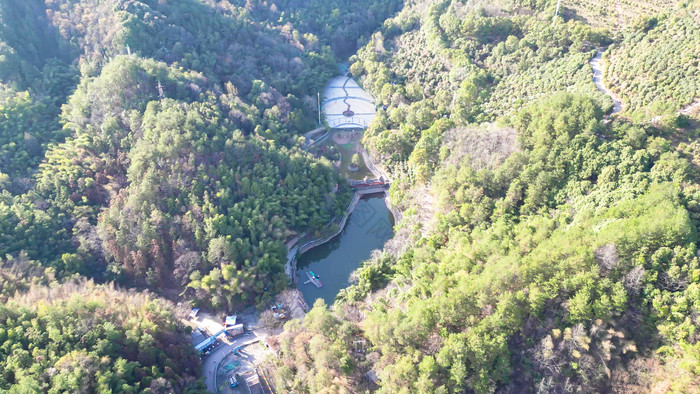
249;0;404;58
0;0;396;390
0;0;397;309
270;0;700;393
0;0;699;392
0;279;202;392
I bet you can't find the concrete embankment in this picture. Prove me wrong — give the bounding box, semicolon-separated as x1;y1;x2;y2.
359;146;401;222
285;185;389;283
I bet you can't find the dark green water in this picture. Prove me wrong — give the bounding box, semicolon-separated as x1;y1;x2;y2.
296;196;394;306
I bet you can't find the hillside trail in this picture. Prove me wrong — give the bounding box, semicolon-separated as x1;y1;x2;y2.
614;0;624;29
590;50;698;119
590;48;623;114
679;99;700;116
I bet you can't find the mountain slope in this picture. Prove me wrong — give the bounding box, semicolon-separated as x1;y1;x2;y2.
0;280;201;392
267;1;700;392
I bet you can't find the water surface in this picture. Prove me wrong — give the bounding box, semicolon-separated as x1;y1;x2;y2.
296;196;393;306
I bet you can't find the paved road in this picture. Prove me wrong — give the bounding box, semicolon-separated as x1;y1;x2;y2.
202;332;264;393
590;49;623;114
303;127;325;140
285;245;299;281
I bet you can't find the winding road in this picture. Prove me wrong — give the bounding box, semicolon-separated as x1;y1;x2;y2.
589;48;700;118
202;332;266;393
590;49;623;114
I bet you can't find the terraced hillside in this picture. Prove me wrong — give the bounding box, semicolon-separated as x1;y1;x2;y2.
352;0;611;172
606;5;700;118
562;0;682;30
267;1;700;393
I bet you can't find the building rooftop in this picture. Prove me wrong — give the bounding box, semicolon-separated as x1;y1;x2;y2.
224;315;237;327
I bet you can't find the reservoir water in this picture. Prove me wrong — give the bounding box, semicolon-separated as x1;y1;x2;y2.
296;196;394;306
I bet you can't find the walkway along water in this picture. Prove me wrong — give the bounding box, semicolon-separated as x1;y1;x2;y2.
295;194;393;306
359;145;401;221
285;184;391;284
284;72;397;305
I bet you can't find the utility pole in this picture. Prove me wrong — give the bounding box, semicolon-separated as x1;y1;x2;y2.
317;92;321;125
553;0;561;23
157;80;164;100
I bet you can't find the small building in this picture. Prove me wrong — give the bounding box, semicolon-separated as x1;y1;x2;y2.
366;370;380;385
224;315;237;328
226;323;244;337
191;329;206;346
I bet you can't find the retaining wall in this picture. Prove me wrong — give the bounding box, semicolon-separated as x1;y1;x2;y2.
286;186;388;282
359;147;402;222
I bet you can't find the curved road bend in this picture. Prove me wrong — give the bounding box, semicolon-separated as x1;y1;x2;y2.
202;332;265;393
590;49;623;114
590;49;700;117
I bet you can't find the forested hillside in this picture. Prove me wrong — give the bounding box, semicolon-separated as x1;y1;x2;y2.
0;0;403;310
606;7;700;119
0;0;77;190
1;0;699;393
245;0;404;57
352;0;613;173
0;279;202;392
561;0;682;30
0;0;396;390
269;0;700;393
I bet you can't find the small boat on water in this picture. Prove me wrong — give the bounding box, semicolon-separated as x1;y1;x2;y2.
304;270;323;288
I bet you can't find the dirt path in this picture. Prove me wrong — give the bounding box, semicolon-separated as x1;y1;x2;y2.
614;0;624;29
590;49;623;114
679;99;700;116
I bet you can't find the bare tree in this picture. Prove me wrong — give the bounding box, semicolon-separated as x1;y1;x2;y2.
659;271;689;292
278;289;298;307
441;124;518;170
259;310;280;328
532;335;562;375
594;243;619;273
623;265;645;293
